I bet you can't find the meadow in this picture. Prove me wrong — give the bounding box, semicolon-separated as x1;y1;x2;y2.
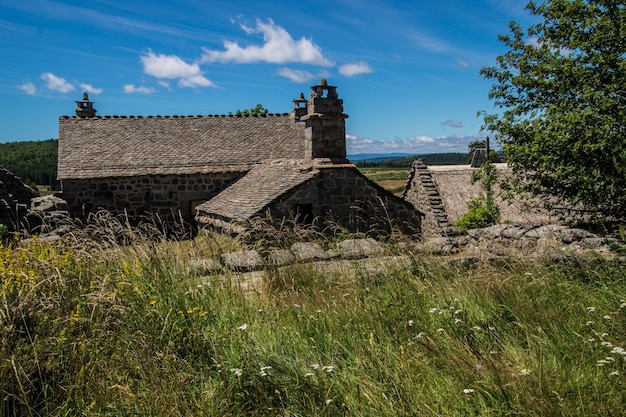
1;225;625;416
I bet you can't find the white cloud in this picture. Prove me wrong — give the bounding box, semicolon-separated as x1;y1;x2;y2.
276;67;316;83
41;72;74;93
79;83;103;95
441;119;463;128
18;81;36;95
123;84;155;94
140;51;215;88
158;80;171;90
455;58;469;68
346;133;484;155
338;61;373;77
200;19;333;66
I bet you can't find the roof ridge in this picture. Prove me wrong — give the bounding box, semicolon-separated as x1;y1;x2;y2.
59;113;293;120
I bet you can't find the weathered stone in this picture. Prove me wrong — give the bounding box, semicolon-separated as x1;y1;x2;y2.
220;250;265;272
337;238;384;259
421;237;459;255
581;237;607;248
524;225;567;239
554;228;597;243
290;242;329;262
187;258;222;274
268;249;296;266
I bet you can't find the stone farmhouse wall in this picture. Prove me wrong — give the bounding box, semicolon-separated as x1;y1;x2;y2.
270;167;421;236
0;166;39;231
62;172;244;222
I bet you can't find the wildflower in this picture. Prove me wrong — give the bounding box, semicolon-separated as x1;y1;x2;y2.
603;315;611;320
609;371;620;376
586;321;593;326
322;365;335;373
408;320;414;327
586;307;596;313
429;308;438;314
611;347;626;356
454;318;462;324
520;369;531;376
472;326;482;331
325;399;332;405
463;388;475;394
237;323;248;331
310;364;320;370
199;311;207;317
304;373;314;377
597;359;609;366
437;328;445;333
230;368;243;377
605;356;615;362
417;332;425;339
149;300;156;305
454;309;463;315
620;302;626;309
259;366;272;377
601;341;614;347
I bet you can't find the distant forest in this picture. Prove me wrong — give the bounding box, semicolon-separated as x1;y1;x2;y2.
355;153;468;168
0;139;58;189
0;139;472;188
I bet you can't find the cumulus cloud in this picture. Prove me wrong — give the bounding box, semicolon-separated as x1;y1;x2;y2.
41;72;74;93
339;61;373;77
18;82;37;95
124;84;155;94
200;19;333;66
79;83;103;95
140;51;215;88
276;68;316;83
346;133;483;155
441;119;463;128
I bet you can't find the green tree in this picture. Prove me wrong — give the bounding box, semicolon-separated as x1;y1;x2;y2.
230;104;269;116
480;0;626;219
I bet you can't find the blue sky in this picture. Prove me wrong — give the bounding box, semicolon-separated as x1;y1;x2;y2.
1;0;534;154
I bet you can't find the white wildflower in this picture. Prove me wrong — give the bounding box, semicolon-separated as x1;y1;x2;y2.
520;369;531;376
325;399;332;405
620;302;626;309
437;328;445;333
605;356;615;362
454;309;463;315
473;326;482;331
417;332;425;339
597;359;609;366
454;318;462;324
408;320;414;327
304;373;314;377
610;371;620;376
237;323;248;330
586;307;596;313
310;364;320;370
611;346;626;356
463;388;475;394
230;368;243;377
429;308;438;314
259;365;272;376
601;341;614;347
586;321;594;326
322;365;335;373
603;315;611;320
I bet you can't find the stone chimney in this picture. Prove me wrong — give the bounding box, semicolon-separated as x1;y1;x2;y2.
297;79;349;163
75;91;97;118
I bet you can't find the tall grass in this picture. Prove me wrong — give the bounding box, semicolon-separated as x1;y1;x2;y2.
1;232;624;416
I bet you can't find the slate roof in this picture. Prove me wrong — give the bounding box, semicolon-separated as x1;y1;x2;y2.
58;114;305;179
195;159;316;221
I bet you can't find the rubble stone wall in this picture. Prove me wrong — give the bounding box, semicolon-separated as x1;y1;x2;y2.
61;172;245;222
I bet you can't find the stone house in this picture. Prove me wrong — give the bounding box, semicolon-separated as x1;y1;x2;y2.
58;83;421;236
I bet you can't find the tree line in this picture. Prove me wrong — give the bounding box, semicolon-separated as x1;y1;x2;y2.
0;139;58;189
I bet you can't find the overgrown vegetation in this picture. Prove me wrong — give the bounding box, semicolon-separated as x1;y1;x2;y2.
456;161;501;231
0;139;58;189
1;224;625;416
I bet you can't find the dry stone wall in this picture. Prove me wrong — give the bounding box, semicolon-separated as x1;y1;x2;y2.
62;172;245;222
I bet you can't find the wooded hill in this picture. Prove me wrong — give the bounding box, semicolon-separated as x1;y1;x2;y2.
0;139;58;189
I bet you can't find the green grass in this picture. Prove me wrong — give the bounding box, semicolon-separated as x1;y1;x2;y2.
1;233;625;416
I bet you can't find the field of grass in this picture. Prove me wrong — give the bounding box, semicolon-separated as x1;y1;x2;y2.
358;167;410;195
1;229;625;416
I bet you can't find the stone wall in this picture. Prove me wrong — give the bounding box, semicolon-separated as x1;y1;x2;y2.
268;167;421;236
0;166;39;231
61;172;245;222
